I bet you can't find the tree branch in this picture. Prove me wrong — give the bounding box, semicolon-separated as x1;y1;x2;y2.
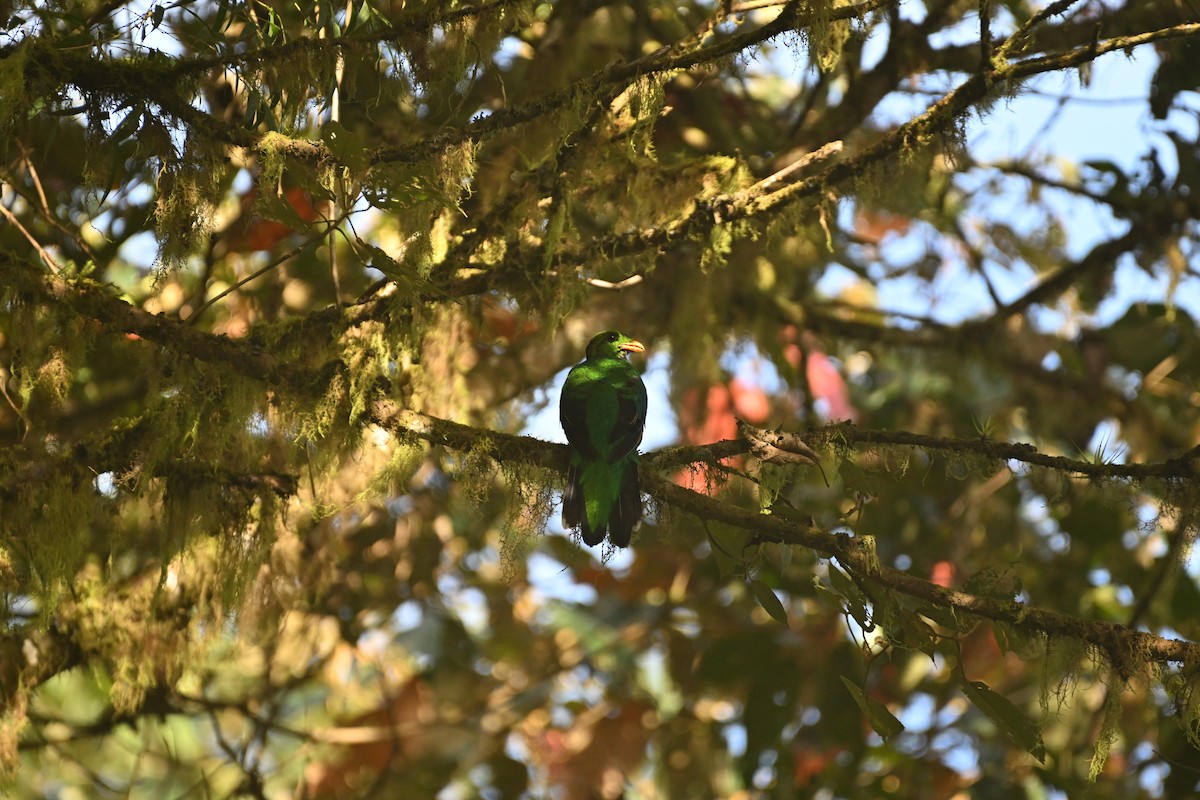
366;407;1200;669
645;472;1194;673
34;0;898;170
0;625;83;710
5;257;313;390
454;22;1200;298
160;0;524;80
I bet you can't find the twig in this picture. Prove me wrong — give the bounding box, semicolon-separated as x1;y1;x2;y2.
0;200;62;273
585;274;644;290
6;255;302;386
736;140;844;202
731;0;792;11
3;163;101;266
996;0;1086;62
979;0;992;70
642;472;1196;669
188;209;352;324
979;227;1140;325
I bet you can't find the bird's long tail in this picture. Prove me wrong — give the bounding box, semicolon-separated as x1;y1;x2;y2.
562;458;641;546
607;460;641;547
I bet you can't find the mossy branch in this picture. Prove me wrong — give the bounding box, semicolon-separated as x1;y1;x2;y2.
158;0;524;80
0;446;297;503
369;0;892;169
0;542;223;709
644;473;1193;673
482;22;1200;284
5;395;1195;706
367;407;1200;668
7;257;312;390
29;0;898;168
0;625;82;709
14;243;1185;505
713;422;1200;483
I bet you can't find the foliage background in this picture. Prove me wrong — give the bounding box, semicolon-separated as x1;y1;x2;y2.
2;0;1200;797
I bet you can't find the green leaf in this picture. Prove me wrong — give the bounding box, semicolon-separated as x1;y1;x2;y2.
827;562;857;599
265;7;281;39
827;564;870;628
873;594;938;655
542;198;567;269
243;89;262;126
749;579;788;626
962;678;1046;762
256;191;314;232
840;677;904;741
106;106;143;144
771;542;792;574
358;243;438;300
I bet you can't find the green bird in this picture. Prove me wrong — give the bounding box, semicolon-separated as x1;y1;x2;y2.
560;331;648;547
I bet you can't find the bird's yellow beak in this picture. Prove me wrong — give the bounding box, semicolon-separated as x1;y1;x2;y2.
618;340;645;354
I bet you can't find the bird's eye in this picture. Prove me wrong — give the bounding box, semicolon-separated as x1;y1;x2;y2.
608;332;619;341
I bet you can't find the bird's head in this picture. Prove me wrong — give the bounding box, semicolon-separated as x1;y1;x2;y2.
586;330;645;361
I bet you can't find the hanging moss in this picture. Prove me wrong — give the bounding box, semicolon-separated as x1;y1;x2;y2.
21;473;106;613
497;460;557;560
780;0;848;75
809;1;851;74
363;436;427;501
623;71;674;162
1088;664;1126;780
71;563;186;715
0;41;29;134
1164;653;1200;748
154;134;226;272
1041;635;1088;715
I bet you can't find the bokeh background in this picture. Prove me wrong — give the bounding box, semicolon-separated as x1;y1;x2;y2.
2;1;1200;797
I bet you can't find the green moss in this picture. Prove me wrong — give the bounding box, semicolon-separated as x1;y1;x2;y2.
217;493;280;605
0;41;28;133
624;72;673;162
780;0;846;74
498;461;557;549
154;134;226;272
257;131;292;188
1089;669;1124;780
859;535;880;575
0;688;27;775
701;222;734;272
810;4;850;74
364;439;427;501
23;474;104;613
1163;653;1200;749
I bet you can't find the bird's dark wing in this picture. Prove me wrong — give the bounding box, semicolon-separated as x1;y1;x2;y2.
560;359;646;460
605;368;647;462
560;367;603;461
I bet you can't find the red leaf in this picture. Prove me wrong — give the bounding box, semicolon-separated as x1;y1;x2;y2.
730;378;770;422
930;560;955;587
853;209;912;244
783;334;858;422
